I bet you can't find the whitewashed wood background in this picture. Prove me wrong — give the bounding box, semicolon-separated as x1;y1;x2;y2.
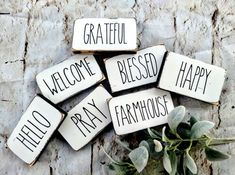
0;0;234;174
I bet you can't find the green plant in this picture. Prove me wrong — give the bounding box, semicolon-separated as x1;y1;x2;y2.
103;106;235;175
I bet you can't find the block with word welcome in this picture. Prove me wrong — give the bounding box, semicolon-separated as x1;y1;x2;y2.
58;85;112;151
7;95;66;165
158;52;226;104
36;55;105;104
108;88;174;135
72;18;137;52
105;45;166;92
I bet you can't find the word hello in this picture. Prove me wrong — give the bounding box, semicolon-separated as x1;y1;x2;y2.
7;95;65;164
158;52;226;103
36;55;104;104
105;45;166;92
58;85;112;150
72;18;137;52
108;88;174;135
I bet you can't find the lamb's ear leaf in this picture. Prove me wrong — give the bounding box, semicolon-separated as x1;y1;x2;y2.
205;147;230;161
168;106;186;133
191;121;214;139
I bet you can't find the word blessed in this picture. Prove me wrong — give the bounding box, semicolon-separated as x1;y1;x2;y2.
114;95;169;127
109;88;174;135
175;61;211;94
16;111;51;152
84;23;127;45
43;57;95;95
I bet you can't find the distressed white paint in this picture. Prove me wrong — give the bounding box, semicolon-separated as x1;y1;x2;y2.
108;88;174;135
72;18;137;52
36;55;104;104
105;45;166;92
58;85;112;151
7;95;66;165
158;52;226;104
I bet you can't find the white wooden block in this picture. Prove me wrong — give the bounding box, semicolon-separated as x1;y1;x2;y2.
108;88;174;135
58;85;112;151
158;52;226;104
72;18;137;52
7;95;66;165
36;55;104;104
105;45;166;92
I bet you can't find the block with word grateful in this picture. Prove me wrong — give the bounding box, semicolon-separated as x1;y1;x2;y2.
158;52;226;104
7;95;66;165
105;45;166;92
58;85;112;151
108;88;174;135
72;18;137;52
36;55;105;104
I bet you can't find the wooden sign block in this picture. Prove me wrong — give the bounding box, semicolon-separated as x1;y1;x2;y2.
158;52;226;103
72;18;137;52
105;45;166;92
58;85;112;151
7;95;66;165
36;55;104;104
108;88;174;135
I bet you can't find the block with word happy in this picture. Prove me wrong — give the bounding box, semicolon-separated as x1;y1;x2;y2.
158;52;226;104
108;88;174;135
72;18;137;52
58;85;112;151
105;45;166;92
36;55;105;104
7;95;66;165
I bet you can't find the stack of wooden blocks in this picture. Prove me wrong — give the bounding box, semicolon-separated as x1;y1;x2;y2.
6;18;226;165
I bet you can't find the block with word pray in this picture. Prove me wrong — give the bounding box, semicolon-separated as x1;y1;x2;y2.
105;45;166;92
36;55;105;104
7;95;66;165
158;52;226;104
58;85;112;150
72;18;137;52
108;88;174;135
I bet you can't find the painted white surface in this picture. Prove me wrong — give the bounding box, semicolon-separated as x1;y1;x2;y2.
158;52;226;103
72;18;137;51
7;96;65;164
58;85;112;150
108;88;174;135
105;45;166;92
36;55;104;104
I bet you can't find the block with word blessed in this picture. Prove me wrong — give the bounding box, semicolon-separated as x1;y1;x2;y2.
105;45;166;92
158;52;226;104
72;18;137;52
7;95;66;165
108;88;174;135
36;55;104;104
58;85;112;150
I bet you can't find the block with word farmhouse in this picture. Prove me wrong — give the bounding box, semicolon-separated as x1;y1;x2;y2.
72;18;137;52
58;85;112;151
158;52;226;104
36;55;104;104
7;95;66;165
105;45;166;92
108;88;174;135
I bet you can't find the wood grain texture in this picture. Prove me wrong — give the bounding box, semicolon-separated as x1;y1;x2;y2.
0;0;234;174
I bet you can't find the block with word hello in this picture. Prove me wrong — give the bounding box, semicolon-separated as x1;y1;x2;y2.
105;45;166;92
36;55;105;104
58;85;112;150
158;52;226;104
72;18;137;52
7;95;66;165
108;88;174;135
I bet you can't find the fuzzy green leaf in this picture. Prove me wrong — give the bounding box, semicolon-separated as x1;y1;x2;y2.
185;152;197;174
139;140;150;153
128;146;149;173
191;121;214;139
169;151;177;175
153;140;163;152
147;128;161;139
163;149;172;173
167;106;186;133
205;147;230;161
